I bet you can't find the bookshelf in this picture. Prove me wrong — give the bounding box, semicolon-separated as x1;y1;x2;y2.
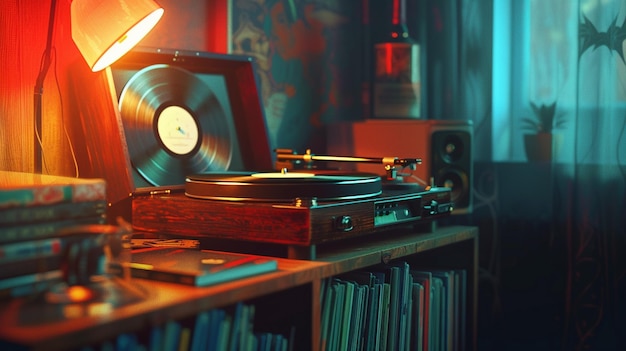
0;225;478;351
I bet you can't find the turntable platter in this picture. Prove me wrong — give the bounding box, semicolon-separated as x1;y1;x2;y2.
185;171;383;202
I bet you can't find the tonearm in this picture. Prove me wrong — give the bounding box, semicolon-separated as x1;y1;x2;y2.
274;148;422;180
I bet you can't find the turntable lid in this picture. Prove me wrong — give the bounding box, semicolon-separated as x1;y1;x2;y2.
185;171;383;202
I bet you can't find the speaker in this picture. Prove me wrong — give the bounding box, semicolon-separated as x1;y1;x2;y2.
327;119;473;214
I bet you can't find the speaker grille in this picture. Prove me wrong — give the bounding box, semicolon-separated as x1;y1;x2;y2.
432;130;472;211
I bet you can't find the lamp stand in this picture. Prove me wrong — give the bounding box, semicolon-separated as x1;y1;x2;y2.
33;0;57;173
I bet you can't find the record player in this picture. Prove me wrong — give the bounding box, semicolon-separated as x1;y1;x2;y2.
131;149;453;259
110;47;452;259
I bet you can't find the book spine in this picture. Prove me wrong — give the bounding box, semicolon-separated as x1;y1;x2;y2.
0;216;106;244
0;200;107;226
0;269;62;290
0;255;62;280
0;274;63;300
0;180;106;209
0;237;62;263
129;265;196;286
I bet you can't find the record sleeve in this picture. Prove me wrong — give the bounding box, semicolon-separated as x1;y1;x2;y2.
109;47;274;191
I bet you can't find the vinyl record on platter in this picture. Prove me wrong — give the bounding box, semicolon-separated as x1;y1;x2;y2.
119;64;233;186
185;171;383;202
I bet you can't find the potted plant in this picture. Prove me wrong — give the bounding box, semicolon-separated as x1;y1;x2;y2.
522;101;566;161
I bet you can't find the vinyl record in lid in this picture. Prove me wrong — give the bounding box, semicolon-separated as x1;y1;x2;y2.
119;64;234;186
185;171;383;202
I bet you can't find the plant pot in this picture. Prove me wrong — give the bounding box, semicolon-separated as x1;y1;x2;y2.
524;133;562;162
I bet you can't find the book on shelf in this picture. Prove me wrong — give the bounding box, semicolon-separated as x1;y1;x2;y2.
410;271;433;351
190;308;227;351
162;319;182;351
229;301;244;351
0;234;101;267
370;277;385;351
454;269;467;351
319;277;335;349
178;326;192;351
0;215;107;244
327;280;345;351
411;281;425;351
218;314;233;351
431;275;444;351
0;171;106;209
0;269;62;291
0;254;61;280
190;310;209;351
0;199;107;226
379;278;391;351
0;270;63;300
339;279;355;351
389;261;412;351
431;270;456;351
127;247;279;287
0;237;63;263
385;265;401;351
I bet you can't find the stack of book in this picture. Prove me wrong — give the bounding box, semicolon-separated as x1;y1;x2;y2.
0;171;107;299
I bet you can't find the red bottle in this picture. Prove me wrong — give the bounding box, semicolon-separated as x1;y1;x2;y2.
373;0;421;119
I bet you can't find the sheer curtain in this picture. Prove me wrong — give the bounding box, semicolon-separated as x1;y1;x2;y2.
493;0;626;349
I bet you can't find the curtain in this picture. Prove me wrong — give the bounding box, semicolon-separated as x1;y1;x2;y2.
495;0;626;349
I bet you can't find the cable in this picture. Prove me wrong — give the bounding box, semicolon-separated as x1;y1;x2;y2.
51;47;80;177
35;49;50;174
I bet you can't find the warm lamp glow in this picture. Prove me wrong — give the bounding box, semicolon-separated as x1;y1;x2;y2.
71;0;164;72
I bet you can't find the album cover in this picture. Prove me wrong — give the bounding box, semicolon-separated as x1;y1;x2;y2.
127;247;278;287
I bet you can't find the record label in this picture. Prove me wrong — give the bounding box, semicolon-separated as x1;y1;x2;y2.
156;105;200;155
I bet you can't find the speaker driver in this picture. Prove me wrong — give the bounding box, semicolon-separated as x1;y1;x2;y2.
435;166;470;209
119;64;233;186
439;134;465;163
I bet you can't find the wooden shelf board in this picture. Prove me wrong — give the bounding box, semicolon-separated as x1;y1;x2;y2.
316;225;478;278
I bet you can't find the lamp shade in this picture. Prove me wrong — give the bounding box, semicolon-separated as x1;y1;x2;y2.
71;0;164;72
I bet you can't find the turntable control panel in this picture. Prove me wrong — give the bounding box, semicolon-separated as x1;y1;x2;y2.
373;195;422;227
